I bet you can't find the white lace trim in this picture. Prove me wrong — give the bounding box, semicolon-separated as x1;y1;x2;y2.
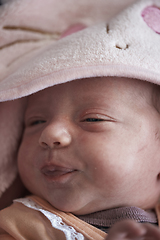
14;198;84;240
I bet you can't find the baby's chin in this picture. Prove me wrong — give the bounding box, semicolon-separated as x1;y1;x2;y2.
46;197;122;215
36;192;159;215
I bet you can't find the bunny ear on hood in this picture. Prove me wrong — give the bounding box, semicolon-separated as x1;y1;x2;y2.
0;0;139;208
0;0;160;102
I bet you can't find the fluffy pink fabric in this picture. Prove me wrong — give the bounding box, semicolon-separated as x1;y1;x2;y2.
60;24;87;38
142;6;160;34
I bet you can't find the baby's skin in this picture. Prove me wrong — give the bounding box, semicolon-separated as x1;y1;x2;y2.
106;219;160;239
18;77;160;239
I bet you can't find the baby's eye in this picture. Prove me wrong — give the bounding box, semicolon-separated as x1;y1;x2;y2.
82;118;104;122
30;120;46;126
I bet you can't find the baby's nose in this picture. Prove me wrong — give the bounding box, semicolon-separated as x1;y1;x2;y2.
39;122;72;149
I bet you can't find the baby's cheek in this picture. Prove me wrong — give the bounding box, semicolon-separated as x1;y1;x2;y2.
18;164;35;195
17;148;31;185
91;159;123;189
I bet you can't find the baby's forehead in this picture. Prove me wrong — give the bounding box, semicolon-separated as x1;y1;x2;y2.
26;77;157;114
28;76;155;99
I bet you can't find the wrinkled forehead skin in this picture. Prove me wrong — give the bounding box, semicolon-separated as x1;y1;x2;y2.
0;0;138;208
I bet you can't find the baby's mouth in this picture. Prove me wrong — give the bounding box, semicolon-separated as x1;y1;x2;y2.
41;165;76;181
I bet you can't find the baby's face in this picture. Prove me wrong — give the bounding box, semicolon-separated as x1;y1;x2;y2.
18;77;160;215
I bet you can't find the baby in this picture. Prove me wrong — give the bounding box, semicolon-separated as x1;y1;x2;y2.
17;76;160;240
0;0;160;239
1;76;160;239
18;77;160;217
